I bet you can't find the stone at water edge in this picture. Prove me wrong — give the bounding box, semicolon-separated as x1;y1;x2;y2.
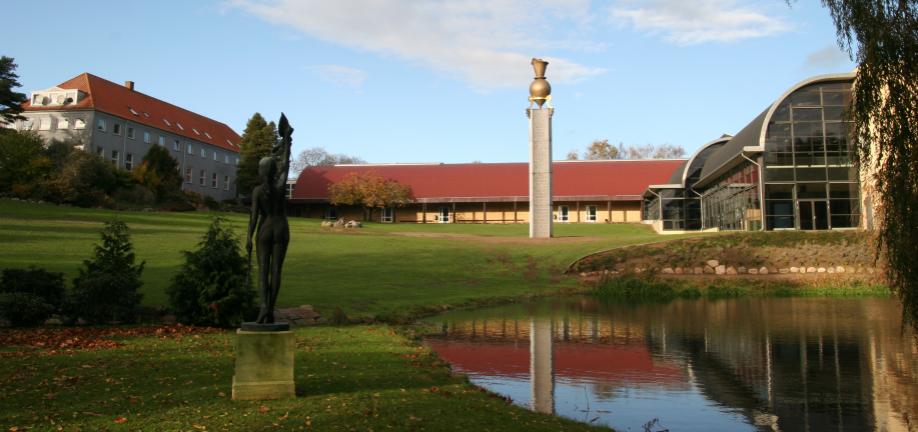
759;267;769;275
703;266;715;274
807;267;817;273
715;265;726;275
737;266;747;274
818;267;827;273
726;267;737;275
706;260;720;268
836;266;846;273
790;267;799;273
674;267;684;274
694;267;704;275
749;268;759;275
662;268;674;274
827;267;836;274
779;268;790;274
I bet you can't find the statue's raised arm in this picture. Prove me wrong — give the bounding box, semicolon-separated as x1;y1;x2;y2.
275;113;294;192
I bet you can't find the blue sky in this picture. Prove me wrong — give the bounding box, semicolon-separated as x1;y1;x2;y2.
4;1;854;163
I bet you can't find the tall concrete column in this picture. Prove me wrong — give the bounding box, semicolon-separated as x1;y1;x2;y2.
530;317;554;414
527;58;553;238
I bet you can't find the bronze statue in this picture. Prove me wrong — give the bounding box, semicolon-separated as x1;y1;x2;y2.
246;114;293;326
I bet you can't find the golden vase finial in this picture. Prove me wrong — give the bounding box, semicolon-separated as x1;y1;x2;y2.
529;58;551;109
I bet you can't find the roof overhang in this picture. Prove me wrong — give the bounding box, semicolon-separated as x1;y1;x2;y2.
693;146;764;189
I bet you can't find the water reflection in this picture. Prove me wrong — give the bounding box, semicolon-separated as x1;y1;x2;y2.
424;298;917;432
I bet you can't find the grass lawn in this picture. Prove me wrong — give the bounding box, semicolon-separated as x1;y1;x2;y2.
0;325;607;432
0;199;687;319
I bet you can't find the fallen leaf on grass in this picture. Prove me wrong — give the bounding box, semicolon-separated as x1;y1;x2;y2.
258;405;270;413
192;424;207;430
114;416;127;424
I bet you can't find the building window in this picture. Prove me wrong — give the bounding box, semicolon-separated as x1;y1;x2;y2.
211;172;218;188
20;120;32;130
187;144;193;155
324;207;338;220
184;168;193;183
38;117;51;131
224;175;230;191
199;169;206;186
235;158;239;166
285;183;295;199
95;147;104;157
125;153;134;171
111;150;119;166
112;123;121;135
126;127;135;139
381;207;394;223
57;117;70;129
213;151;218;161
224;154;229;164
437;207;451;223
97;119;106;132
586;205;598;222
557;205;570;222
200;148;206;158
173;140;181;151
143;132;151;144
158;136;165;146
74;119;86;129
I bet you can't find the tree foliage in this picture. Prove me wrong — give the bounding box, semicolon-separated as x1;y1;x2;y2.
0;267;66;326
167;218;256;327
70;220;144;324
0;131;51;196
236;113;277;196
819;0;918;324
291;147;366;175
0;56;26;126
567;140;685;160
585;139;620;160
329;172;414;220
132;144;182;201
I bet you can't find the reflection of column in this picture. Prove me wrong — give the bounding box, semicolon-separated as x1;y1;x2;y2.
530;317;555;414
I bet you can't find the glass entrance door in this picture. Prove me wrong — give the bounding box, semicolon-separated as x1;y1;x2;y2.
798;200;829;230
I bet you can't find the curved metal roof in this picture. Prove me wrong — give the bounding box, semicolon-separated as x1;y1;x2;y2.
695;72;856;187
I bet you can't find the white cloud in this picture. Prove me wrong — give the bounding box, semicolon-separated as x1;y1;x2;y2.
611;0;790;45
230;0;606;89
803;45;850;69
305;65;368;88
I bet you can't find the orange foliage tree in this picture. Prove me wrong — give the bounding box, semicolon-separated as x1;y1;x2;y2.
328;172;414;221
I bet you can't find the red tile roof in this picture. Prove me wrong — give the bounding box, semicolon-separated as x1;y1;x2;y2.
23;73;240;153
292;159;685;202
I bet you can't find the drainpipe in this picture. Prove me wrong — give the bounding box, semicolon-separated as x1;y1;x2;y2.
741;153;765;231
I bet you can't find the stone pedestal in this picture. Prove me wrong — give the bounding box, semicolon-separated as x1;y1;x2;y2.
528;108;553;238
232;329;295;400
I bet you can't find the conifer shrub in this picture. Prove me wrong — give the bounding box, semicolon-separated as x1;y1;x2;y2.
167;218;256;327
69;220;144;324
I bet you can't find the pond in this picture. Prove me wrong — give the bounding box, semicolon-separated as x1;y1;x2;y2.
423;297;917;432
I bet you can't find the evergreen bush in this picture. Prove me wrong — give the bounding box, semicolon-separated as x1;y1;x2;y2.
0;293;54;326
167;218;256;327
0;267;66;310
70;220;144;323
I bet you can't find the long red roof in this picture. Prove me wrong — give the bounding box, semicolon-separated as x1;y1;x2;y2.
23;73;240;153
292;159;685;202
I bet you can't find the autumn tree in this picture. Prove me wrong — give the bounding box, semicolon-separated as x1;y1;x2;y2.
236;113;277;197
132;145;182;201
815;0;918;324
328;172;414;221
291;147;365;175
568;140;685;160
584;139;620;160
0;56;26;127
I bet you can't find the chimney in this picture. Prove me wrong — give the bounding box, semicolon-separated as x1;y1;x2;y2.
124;81;135;91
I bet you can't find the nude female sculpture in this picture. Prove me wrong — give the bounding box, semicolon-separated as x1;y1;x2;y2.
246;114;293;325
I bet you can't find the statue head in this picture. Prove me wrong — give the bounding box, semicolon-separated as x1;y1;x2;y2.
258;156;276;182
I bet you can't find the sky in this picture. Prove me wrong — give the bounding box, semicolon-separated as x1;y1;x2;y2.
4;0;855;164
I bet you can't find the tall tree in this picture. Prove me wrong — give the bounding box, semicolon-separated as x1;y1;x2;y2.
818;0;918;324
0;56;26;127
291;147;365;175
584;139;620;160
132;145;182;201
0;131;50;196
328;172;413;221
235;113;277;197
565;150;579;160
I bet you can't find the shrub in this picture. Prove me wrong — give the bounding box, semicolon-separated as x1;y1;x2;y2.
0;293;54;326
167;218;256;327
132;145;182;202
70;220;144;323
0;267;66;310
203;195;220;211
0;131;51;196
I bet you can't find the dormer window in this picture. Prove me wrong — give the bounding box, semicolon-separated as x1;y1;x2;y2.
143;112;150;118
163;118;171;127
192;128;200;135
176;122;184;131
204;132;212;139
129;108;139;116
226;139;233;147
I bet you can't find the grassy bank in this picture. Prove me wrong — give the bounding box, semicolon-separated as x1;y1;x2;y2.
0;199;686;319
593;276;891;303
0;325;606;432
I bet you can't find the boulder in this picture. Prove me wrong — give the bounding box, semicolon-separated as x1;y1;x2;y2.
779;268;790;274
827;267;835;274
748;268;759;275
737;266;747;274
817;267;826;273
845;266;855;274
790;267;799;273
662;268;674;274
835;266;845;273
320;220;334;228
806;267;817;273
345;220;363;228
706;260;720;268
333;218;347;228
726;266;737;275
759;267;769;275
715;265;726;275
703;266;715;274
693;267;704;275
674;267;684;275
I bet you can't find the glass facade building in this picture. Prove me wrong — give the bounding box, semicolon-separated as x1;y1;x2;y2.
643;73;861;232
